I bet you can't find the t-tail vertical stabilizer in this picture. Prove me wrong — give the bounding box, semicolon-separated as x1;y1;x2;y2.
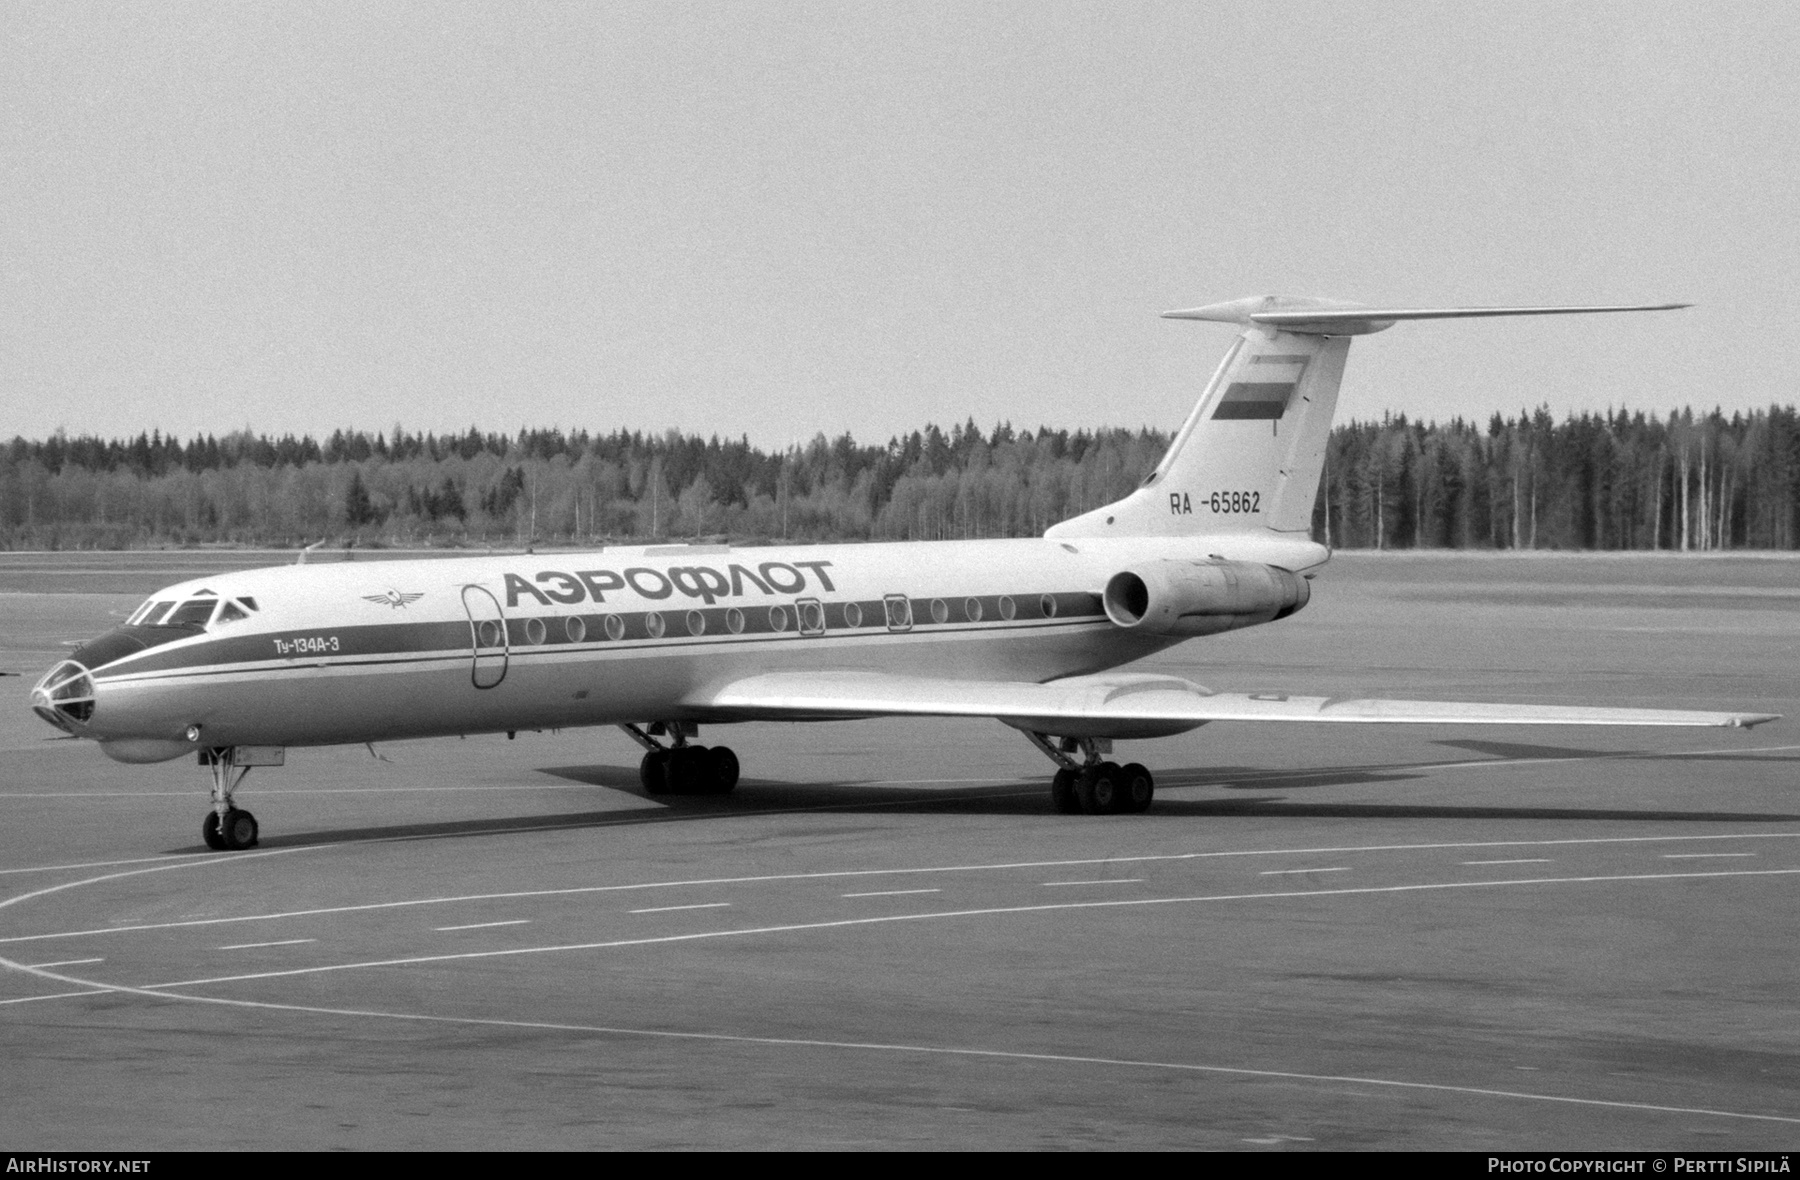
1046;296;1689;548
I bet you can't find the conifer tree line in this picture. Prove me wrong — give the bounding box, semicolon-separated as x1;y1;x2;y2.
2;408;1796;550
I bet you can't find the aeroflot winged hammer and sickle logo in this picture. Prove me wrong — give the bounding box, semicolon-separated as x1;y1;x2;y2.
363;590;425;609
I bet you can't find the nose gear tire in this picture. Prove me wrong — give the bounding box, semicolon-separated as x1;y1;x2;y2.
223;808;258;849
205;808;258;850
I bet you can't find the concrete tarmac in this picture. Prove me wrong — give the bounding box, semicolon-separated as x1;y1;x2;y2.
2;551;1797;1150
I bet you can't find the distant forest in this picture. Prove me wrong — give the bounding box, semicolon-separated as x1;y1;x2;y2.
3;407;1799;551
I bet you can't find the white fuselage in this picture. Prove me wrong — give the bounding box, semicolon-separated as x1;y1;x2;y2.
47;533;1326;762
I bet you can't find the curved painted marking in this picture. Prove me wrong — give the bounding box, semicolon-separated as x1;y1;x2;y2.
56;995;1800;1126
0;988;112;1007
1;834;1797;1127
135;868;1800;991
0;853;220;876
5;831;1798;946
8;872;1800;1129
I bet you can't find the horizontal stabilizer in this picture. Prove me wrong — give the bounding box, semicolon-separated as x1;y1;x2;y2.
1162;296;1690;336
684;671;1777;741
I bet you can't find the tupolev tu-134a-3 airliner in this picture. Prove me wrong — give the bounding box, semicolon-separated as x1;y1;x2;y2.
30;296;1781;850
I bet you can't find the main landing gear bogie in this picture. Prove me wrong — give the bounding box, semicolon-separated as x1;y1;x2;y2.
622;715;741;798
1029;734;1155;817
626;724;740;797
1073;760;1155;816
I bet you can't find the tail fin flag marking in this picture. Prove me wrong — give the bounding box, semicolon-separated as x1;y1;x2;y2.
1214;353;1309;422
1046;296;1688;545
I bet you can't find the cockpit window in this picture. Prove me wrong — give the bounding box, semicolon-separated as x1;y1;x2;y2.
163;598;218;628
131;593;251;628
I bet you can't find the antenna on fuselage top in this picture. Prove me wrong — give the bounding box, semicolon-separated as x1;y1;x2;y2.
296;540;326;566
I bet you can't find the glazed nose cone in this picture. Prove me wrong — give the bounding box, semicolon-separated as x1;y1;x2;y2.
31;659;96;733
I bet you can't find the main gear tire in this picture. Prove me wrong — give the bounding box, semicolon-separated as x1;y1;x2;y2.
705;746;740;795
667;746;706;794
202;811;228;851
1076;762;1124;816
1119;762;1155;813
1050;768;1082;814
640;749;672;795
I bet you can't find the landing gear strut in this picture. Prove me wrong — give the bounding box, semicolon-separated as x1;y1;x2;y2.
199;747;260;850
1026;732;1154;816
621;723;740;796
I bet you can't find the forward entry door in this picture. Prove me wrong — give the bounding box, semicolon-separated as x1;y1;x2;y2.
461;585;509;689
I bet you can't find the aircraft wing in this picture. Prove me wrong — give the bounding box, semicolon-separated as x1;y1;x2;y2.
681;671;1779;739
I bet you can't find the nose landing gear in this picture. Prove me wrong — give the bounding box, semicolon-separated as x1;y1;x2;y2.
198;747;263;850
622;723;740;796
1027;732;1155;816
202;806;259;851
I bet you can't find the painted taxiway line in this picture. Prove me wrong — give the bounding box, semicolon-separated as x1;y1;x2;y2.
20;957;103;969
1463;859;1552;866
24;984;1800;1129
0;988;113;1007
0;844;310;946
1041;879;1143;887
842;889;941;898
1259;867;1349;876
0;852;220;876
132;867;1800;993
216;938;316;951
5;831;1798;947
630;902;732;914
434;920;532;932
1662;853;1756;859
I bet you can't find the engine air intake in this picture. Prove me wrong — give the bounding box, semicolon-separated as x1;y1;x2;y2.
1103;560;1309;638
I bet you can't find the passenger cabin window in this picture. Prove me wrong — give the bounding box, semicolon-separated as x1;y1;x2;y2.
163;598;219;628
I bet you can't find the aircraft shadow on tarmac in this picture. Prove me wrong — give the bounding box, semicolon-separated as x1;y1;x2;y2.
170;757;1800;854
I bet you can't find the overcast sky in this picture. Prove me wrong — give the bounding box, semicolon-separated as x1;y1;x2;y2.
4;2;1796;449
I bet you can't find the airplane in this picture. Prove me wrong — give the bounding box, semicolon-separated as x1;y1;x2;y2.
28;295;1780;851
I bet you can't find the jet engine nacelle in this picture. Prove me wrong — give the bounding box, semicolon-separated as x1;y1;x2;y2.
1102;559;1310;637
